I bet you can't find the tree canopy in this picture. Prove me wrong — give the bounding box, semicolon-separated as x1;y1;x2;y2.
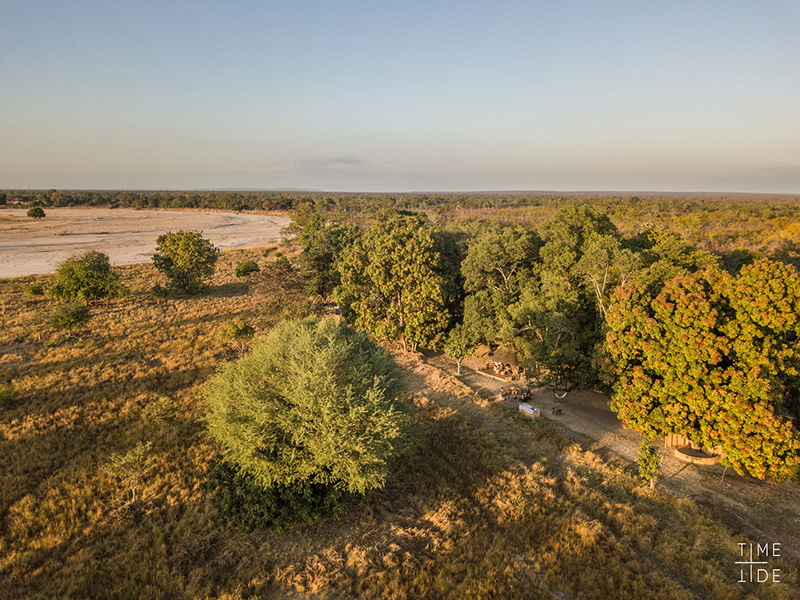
49;250;128;302
152;230;220;293
461;225;540;344
300;222;359;299
605;260;800;480
204;317;410;495
508;205;621;388
336;215;457;352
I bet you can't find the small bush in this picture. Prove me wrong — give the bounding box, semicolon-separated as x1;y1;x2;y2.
144;396;178;427
151;283;169;298
23;284;45;296
234;259;260;278
274;252;290;269
49;303;91;332
638;438;661;488
216;317;255;352
27;206;45;219
104;441;153;503
204;457;356;532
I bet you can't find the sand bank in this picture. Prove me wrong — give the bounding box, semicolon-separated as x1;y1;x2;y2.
0;208;291;278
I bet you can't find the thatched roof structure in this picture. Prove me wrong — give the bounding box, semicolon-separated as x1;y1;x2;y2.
490;345;519;366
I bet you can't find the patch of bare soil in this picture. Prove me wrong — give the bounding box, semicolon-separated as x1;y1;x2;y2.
0;208;290;278
425;351;800;563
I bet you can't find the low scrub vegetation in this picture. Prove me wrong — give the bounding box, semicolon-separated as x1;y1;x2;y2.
26;206;45;219
233;259;260;277
48;301;91;332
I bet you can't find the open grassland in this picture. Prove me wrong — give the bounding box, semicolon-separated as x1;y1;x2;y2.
1;248;799;599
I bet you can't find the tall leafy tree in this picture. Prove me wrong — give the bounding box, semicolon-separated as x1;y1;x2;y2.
336;215;455;352
152;230;220;293
605;260;800;480
509;205;620;389
299;222;359;300
626;228;721;296
204;317;409;495
461;225;541;343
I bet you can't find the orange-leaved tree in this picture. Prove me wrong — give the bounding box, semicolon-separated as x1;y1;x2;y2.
605;259;800;480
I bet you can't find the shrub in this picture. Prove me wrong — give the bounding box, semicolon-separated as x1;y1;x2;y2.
49;250;128;302
216;317;255;353
638;438;661;489
49;302;91;332
152;230;220;293
23;283;45;296
273;252;290;269
234;259;260;278
27;206;45;219
103;441;153;503
203;317;410;528
144;396;178;427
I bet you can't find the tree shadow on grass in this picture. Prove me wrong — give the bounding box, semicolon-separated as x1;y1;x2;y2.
0;363;214;423
206;282;249;299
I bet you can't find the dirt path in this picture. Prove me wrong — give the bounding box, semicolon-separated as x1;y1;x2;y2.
0;208;290;278
423;351;800;563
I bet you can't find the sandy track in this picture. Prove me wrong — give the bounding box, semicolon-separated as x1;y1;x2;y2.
0;208;290;278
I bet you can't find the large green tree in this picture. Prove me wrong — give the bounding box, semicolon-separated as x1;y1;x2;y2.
509;205;622;389
461;224;541;343
299;222;359;300
336;215;456;352
152;230;220;293
49;250;128;302
605;260;800;480
204;317;409;496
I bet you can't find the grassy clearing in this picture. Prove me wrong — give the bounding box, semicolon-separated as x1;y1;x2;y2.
1;247;798;598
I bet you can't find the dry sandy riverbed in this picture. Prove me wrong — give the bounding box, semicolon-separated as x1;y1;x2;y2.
0;208;290;278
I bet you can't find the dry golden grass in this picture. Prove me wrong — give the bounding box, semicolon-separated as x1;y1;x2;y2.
1;246;798;598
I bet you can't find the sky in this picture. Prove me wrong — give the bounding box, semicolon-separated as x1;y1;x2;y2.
1;1;798;193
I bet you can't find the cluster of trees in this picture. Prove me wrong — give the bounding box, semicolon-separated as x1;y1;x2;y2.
1;189;300;211
38;231;224;340
291;202;800;481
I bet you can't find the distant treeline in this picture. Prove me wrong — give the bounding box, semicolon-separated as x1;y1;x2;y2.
3;188;800;254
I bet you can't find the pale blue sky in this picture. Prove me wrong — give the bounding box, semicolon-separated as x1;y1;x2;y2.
1;1;798;192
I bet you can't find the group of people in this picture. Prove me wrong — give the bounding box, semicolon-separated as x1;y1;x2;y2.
499;387;532;402
486;361;524;380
